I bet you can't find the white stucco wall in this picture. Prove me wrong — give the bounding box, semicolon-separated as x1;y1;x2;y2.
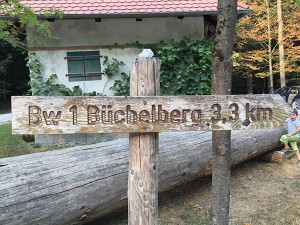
27;16;204;95
33;48;141;96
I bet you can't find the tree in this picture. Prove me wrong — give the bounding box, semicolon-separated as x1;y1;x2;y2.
277;0;286;87
282;1;300;84
0;39;29;102
0;0;63;100
234;0;300;92
234;1;277;93
266;0;274;93
0;0;63;48
210;0;237;224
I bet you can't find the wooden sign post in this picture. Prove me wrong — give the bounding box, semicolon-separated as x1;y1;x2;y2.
128;57;160;224
11;58;291;225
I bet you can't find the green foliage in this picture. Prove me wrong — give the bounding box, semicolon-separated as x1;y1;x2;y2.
149;37;213;95
0;0;63;48
27;52;43;95
103;56;128;94
28;38;212;97
179;212;208;224
0;40;29;102
235;0;300;91
294;0;300;9
111;37;213;96
27;53;101;96
103;56;125;79
110;72;130;96
27;53;78;96
43;74;82;96
0;53;11;101
0;0;63;100
31;143;41;148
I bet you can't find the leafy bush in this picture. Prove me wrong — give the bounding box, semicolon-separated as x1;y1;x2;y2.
151;37;213;95
111;37;213;96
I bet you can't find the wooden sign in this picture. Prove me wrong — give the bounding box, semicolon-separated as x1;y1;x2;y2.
11;94;291;134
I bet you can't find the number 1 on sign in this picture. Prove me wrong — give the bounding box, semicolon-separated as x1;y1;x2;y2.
69;105;77;125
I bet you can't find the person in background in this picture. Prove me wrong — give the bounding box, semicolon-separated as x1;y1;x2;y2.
280;110;300;164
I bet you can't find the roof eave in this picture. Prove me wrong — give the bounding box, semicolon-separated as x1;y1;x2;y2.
0;9;253;20
58;10;253;19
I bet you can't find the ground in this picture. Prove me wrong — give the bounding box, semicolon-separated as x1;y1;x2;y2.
91;153;300;225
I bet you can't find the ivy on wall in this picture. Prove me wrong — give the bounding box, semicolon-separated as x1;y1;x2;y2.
27;53;97;96
109;72;130;96
28;37;213;96
149;37;213;95
111;37;213;96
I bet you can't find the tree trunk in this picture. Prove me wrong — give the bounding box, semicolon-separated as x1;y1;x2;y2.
277;0;286;87
0;127;286;225
211;0;237;224
266;0;274;94
247;74;253;94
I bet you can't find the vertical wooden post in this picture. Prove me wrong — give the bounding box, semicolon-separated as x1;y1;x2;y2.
210;0;237;224
211;130;231;225
128;57;160;225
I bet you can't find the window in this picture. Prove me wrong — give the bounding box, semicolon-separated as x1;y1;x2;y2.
65;51;103;82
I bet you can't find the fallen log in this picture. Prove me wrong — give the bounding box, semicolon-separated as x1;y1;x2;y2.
0;126;286;225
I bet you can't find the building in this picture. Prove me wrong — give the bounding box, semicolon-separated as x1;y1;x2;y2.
20;0;250;95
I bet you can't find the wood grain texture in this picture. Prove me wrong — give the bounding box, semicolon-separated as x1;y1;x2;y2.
0;127;286;225
11;94;291;134
128;57;160;225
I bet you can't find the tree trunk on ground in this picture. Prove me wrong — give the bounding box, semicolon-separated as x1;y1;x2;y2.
0;127;286;225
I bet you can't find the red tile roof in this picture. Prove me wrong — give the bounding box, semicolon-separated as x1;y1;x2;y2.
19;0;250;18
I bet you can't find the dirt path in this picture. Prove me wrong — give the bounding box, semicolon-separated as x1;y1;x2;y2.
91;155;300;225
229;157;300;225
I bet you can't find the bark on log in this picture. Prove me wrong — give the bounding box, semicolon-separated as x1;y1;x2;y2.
0;127;286;225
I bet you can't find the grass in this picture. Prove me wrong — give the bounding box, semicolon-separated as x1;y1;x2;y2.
179;212;209;225
0;101;60;158
0;123;59;159
90;205;210;225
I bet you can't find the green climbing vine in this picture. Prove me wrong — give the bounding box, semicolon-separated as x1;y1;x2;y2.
111;37;213;96
28;53;87;96
27;52;126;96
150;37;213;95
103;56;128;95
109;71;130;96
28;37;213;97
